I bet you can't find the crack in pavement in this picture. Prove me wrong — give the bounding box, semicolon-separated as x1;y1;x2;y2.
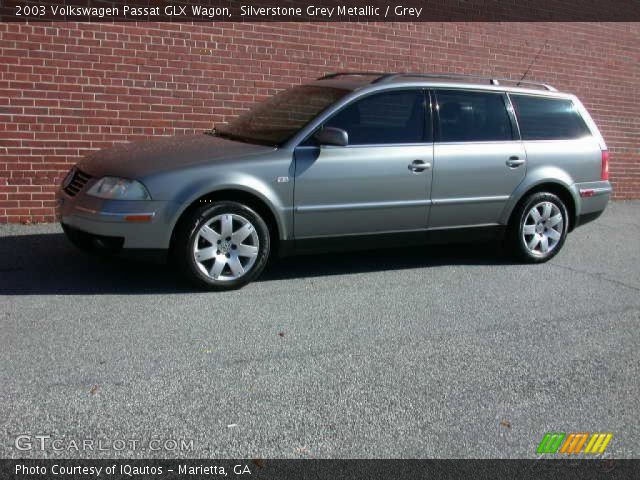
550;262;640;293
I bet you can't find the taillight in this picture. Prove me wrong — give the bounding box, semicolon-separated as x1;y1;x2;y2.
601;150;609;181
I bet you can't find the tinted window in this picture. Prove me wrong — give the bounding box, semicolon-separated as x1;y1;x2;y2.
436;90;513;142
324;90;427;145
218;86;349;146
511;95;591;140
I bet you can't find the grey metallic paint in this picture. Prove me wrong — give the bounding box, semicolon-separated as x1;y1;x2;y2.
57;78;611;252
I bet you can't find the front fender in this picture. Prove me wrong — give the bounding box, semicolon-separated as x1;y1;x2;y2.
165;171;292;243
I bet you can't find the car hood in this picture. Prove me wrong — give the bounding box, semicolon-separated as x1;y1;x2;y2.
77;134;274;179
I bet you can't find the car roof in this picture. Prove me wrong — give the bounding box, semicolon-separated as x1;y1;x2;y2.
310;72;572;99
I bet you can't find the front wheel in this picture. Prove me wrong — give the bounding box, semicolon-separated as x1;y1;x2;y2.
509;192;569;263
173;201;271;290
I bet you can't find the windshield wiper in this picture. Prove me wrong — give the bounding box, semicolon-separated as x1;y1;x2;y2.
212;130;277;147
211;130;245;142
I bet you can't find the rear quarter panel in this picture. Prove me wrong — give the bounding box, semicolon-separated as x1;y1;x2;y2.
523;138;603;184
500;92;608;225
499;138;602;225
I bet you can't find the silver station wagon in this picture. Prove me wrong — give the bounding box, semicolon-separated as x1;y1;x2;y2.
57;72;612;290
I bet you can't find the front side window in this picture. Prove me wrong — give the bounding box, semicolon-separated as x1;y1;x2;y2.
510;95;591;140
217;85;349;146
435;90;513;142
324;90;428;145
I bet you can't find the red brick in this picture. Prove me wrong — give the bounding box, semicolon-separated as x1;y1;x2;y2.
0;21;638;223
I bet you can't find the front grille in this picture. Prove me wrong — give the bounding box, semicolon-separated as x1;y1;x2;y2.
63;168;92;197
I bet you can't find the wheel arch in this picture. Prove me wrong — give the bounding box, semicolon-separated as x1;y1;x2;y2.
504;181;578;232
169;187;283;254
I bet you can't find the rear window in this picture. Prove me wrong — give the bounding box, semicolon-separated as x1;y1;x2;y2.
510;95;591;140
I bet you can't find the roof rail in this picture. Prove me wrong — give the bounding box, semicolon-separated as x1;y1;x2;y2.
318;72;387;80
318;72;557;92
493;78;557;92
373;72;557;91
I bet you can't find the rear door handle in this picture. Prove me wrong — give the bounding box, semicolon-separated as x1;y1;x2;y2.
506;157;526;168
408;160;432;173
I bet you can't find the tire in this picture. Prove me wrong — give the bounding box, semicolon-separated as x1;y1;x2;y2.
173;201;271;290
508;192;569;263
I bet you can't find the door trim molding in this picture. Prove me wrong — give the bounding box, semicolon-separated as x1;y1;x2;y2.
431;195;509;206
295;198;432;213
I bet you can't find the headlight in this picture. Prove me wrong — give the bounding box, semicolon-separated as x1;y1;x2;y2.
87;177;151;200
61;166;76;188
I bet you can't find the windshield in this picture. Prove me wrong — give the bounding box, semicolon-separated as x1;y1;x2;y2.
216;85;349;146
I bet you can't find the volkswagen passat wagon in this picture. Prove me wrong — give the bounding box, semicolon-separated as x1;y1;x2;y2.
58;72;612;290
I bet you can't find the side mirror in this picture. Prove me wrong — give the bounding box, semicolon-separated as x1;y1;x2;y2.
314;127;348;147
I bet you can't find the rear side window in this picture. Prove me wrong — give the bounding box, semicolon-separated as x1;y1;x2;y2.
510;95;591;140
324;90;428;145
435;90;513;142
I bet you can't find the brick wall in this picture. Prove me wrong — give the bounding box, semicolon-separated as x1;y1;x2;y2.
0;21;638;223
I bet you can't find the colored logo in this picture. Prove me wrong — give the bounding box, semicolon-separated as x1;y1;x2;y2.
537;432;613;455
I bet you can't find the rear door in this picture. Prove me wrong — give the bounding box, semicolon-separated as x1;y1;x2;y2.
293;89;433;238
430;89;525;228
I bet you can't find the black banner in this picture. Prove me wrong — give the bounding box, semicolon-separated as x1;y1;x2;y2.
1;459;639;480
1;0;640;22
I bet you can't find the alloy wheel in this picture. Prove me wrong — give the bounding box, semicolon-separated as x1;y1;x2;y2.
193;213;259;281
522;201;564;256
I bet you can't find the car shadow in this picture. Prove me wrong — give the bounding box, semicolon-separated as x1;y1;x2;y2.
0;232;514;296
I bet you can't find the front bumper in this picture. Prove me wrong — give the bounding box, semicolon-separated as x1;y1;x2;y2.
56;188;174;250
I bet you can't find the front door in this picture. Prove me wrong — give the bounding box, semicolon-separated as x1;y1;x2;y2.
293;89;433;239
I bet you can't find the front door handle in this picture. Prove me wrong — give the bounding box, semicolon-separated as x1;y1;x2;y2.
408;160;432;173
506;157;526;168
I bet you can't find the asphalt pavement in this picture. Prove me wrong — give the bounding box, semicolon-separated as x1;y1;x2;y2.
1;201;638;459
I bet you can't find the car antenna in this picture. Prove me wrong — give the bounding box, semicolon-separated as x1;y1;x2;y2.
517;40;548;86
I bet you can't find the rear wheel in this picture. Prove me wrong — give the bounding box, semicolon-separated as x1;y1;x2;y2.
173;201;270;290
509;192;569;263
